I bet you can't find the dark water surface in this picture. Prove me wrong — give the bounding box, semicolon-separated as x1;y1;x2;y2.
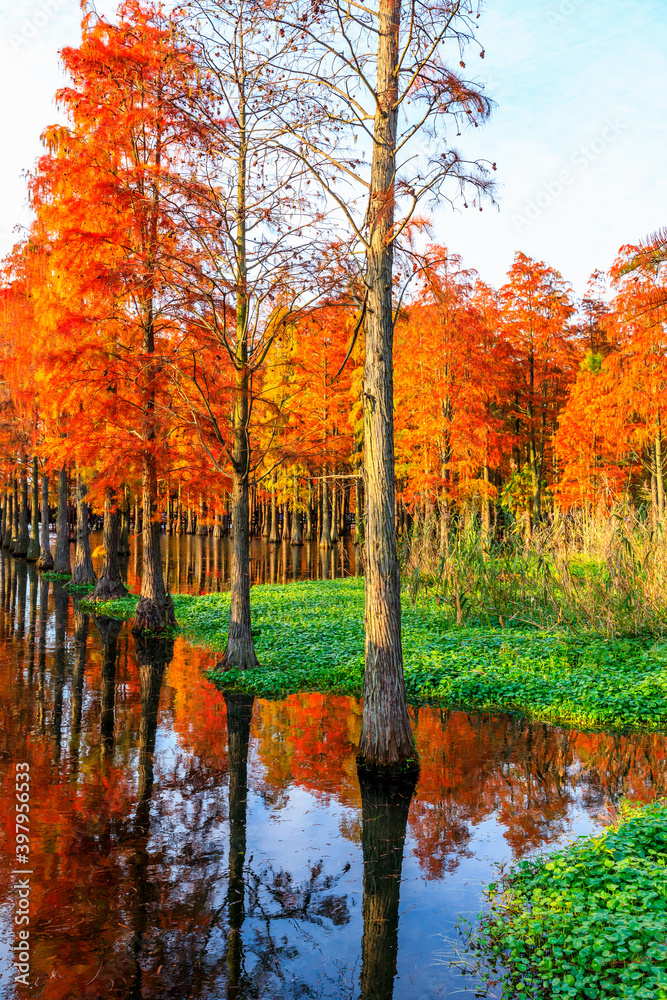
2;554;667;999
86;532;361;595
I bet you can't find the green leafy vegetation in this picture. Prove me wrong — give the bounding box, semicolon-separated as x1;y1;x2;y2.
41;571;72;582
470;801;667;999
88;577;667;730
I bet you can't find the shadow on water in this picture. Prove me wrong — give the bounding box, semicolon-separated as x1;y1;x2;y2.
1;550;667;998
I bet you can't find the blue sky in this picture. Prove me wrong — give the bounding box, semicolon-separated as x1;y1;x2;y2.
1;0;665;298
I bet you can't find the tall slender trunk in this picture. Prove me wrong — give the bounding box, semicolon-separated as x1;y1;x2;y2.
15;460;30;557
330;484;339;543
269;473;280;543
303;478;313;541
358;0;416;774
92;491;128;600
67;476;97;587
197;494;208;535
2;488;11;548
281;498;290;540
119;487;131;555
11;474;19;550
291;474;303;544
320;480;332;548
27;457;41;561
53;467;71;576
133;452;175;632
220;95;259;671
133;272;173;632
36;473;53;570
355;476;365;546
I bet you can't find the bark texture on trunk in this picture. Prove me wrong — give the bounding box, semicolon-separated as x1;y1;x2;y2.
359;770;417;1000
68;477;97;587
10;475;19;550
27;457;41;561
15;462;30;557
92;493;129;600
37;473;54;570
358;0;417;775
269;475;280;543
291;476;303;544
53;466;71;576
304;478;314;541
2;490;11;548
133;455;175;633
355;477;365;546
319;481;332;548
220;452;259;668
119;488;131;555
330;485;339;543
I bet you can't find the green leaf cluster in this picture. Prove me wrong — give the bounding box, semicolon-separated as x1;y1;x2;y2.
473;801;667;999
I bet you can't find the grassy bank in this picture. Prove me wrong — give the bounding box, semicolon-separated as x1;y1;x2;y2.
87;576;667;731
470;801;667;999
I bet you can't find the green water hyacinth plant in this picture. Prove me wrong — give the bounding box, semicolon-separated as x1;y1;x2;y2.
470;801;667;999
86;578;667;730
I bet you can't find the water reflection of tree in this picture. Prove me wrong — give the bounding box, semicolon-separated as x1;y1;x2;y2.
359;772;416;1000
96;615;122;759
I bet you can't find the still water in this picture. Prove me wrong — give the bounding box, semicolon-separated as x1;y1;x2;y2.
1;553;667;999
87;532;361;596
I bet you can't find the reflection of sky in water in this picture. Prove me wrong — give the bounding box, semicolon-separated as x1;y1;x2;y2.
1;557;667;998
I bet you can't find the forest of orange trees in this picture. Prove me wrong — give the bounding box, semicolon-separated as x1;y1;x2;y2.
2;2;667;999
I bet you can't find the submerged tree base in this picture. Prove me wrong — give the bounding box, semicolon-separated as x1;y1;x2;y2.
36;552;54;571
356;754;420;782
132;594;176;634
91;577;129;602
217;639;260;671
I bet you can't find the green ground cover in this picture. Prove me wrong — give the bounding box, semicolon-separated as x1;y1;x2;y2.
470;801;667;1000
86;576;667;730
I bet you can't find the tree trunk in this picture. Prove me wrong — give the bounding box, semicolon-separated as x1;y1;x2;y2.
269;474;280;543
359;770;417;1000
15;461;30;557
291;475;303;544
53;466;71;575
92;491;129;600
119;487;131;555
67;476;97;588
197;494;208;535
133;496;141;536
355;477;365;546
358;0;417;775
27;458;41;561
36;473;54;570
10;474;19;551
133;454;175;633
281;498;290;540
186;505;196;534
320;480;332;548
330;484;339;543
2;488;11;548
219;412;259;669
305;478;314;541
